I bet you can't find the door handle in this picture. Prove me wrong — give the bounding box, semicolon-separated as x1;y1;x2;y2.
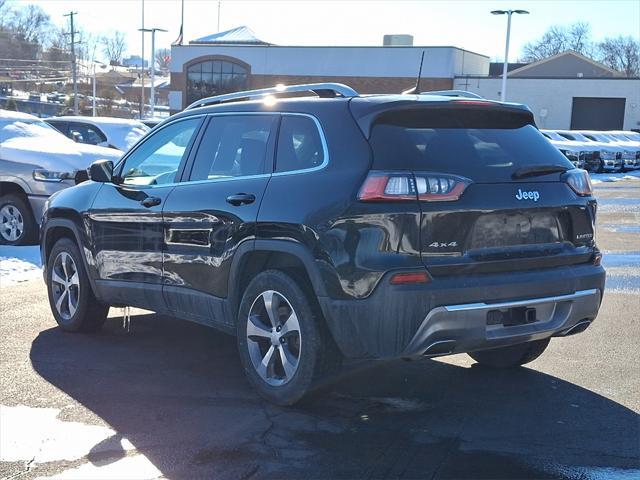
226;193;256;206
141;196;162;208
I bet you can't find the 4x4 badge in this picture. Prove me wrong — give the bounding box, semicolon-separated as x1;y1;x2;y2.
429;241;458;248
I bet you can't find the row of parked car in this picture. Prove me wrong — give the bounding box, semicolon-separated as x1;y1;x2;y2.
541;129;640;172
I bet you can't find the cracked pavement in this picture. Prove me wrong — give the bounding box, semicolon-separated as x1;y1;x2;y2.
1;179;639;479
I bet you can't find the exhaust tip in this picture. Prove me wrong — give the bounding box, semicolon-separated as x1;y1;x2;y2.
559;319;592;336
422;340;456;357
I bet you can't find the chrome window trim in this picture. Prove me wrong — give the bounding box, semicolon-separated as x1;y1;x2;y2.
171;173;272;188
113;111;329;189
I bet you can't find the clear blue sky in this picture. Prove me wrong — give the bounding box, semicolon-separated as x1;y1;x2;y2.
15;0;640;61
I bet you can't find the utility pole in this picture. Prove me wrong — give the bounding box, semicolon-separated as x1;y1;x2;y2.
217;1;221;32
63;11;79;114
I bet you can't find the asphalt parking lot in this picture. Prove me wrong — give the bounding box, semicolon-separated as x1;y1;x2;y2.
1;178;639;479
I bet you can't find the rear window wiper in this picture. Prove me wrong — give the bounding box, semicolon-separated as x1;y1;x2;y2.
512;165;569;179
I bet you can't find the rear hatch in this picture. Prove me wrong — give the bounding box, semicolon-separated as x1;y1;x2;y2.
360;101;597;276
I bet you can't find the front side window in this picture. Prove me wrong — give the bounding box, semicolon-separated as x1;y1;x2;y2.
186;60;248;105
275;116;325;173
120;118;200;186
188;115;276;181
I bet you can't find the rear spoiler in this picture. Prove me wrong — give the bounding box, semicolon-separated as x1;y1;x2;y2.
349;97;535;139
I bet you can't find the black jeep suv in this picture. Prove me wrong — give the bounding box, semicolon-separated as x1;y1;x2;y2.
40;83;605;405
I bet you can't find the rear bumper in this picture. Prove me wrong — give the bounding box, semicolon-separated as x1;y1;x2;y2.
402;288;600;357
319;263;605;359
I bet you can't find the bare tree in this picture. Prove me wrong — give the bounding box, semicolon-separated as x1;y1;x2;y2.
521;22;592;62
597;36;640;77
43;26;69;62
6;4;51;44
155;48;171;71
101;30;126;65
0;0;9;23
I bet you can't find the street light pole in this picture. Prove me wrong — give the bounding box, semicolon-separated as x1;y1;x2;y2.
491;9;529;102
139;27;167;117
140;0;145;119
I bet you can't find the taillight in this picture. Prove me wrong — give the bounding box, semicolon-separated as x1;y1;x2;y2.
390;271;430;285
358;171;471;202
562;169;593;196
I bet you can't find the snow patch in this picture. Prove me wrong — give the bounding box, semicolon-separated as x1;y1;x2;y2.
590;170;640;184
0;405;134;463
0;245;42;287
35;453;162;480
600;224;640;234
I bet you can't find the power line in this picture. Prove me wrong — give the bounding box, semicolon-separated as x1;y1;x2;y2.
0;58;71;64
1;76;71;83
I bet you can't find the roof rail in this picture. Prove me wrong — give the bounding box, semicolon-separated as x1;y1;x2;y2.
185;83;359;110
420;90;483;99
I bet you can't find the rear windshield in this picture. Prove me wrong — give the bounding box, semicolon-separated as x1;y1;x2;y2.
369;108;572;182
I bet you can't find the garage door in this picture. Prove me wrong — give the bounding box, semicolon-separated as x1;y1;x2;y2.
570;97;625;130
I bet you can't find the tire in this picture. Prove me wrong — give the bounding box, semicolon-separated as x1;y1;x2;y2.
46;237;109;333
0;194;37;245
236;270;331;405
468;338;550;369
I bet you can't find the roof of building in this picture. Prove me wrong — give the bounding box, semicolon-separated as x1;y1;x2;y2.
190;26;271;45
507;50;621;78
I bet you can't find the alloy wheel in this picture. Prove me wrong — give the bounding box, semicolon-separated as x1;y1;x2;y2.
0;205;24;242
246;290;301;386
51;251;81;321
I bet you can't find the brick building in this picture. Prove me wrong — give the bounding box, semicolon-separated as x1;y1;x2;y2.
168;26;489;112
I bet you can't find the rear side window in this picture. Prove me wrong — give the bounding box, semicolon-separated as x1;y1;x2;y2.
68;122;107;145
275;116;325;173
189;115;277;181
369;107;572;182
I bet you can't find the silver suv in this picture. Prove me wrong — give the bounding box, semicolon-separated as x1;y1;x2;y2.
0;110;121;245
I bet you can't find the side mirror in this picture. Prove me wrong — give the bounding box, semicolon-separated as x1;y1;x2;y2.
89;159;114;183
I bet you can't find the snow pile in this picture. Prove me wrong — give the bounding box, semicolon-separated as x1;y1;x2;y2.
590;170;640;184
0;246;42;287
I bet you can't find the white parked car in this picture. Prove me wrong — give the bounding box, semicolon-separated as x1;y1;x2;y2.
45;116;149;153
606;131;640;169
555;130;623;173
540;130;588;169
0;110;121;245
579;131;636;172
